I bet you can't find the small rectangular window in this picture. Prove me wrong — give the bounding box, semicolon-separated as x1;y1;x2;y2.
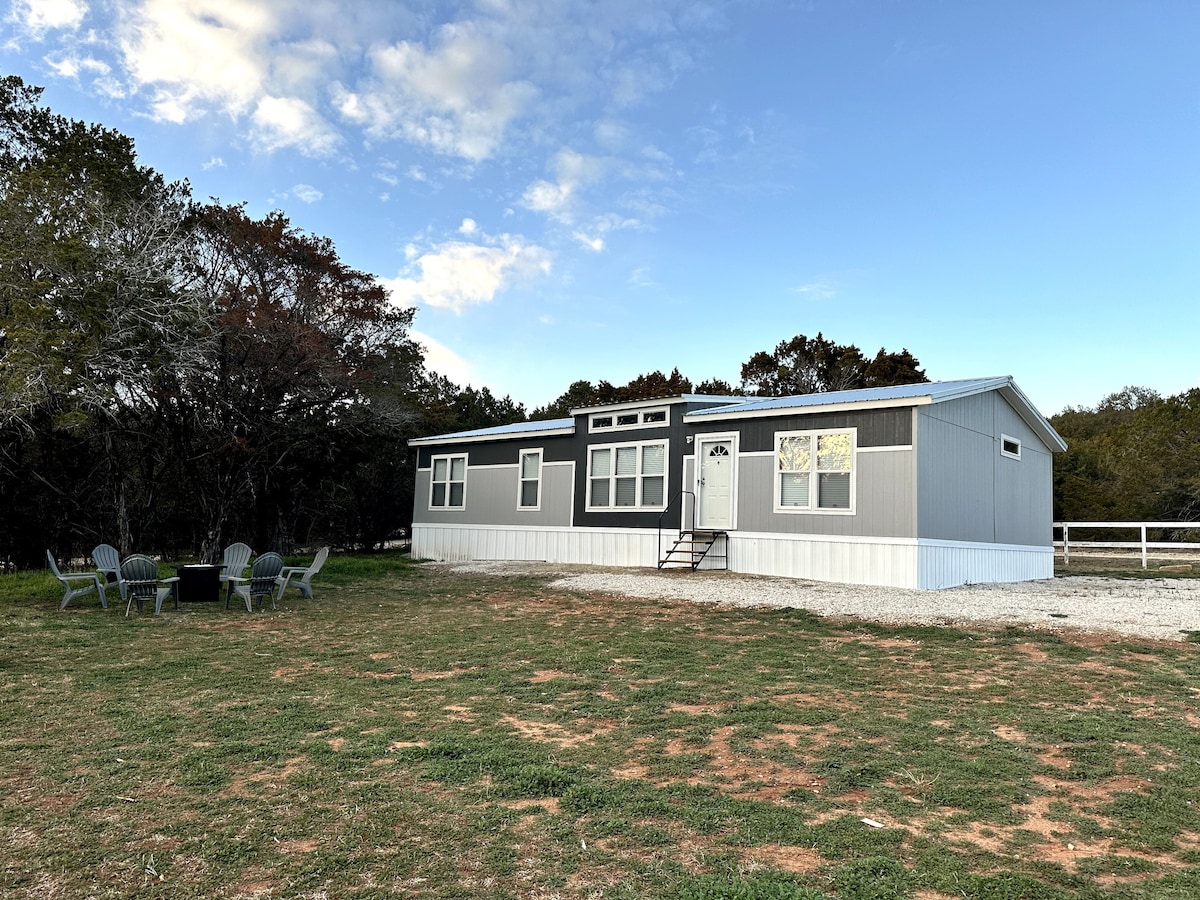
642;409;667;424
518;450;541;508
591;416;613;429
430;454;467;509
1001;435;1022;460
616;413;639;426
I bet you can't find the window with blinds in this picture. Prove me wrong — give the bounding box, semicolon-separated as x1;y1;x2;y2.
775;429;855;513
430;454;467;509
587;440;668;510
518;450;541;509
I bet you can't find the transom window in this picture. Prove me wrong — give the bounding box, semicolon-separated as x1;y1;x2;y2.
1000;434;1022;460
430;454;467;509
518;450;541;509
588;440;667;510
589;407;670;432
775;430;854;512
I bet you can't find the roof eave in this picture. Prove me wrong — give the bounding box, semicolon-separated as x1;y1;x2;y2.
683;395;934;422
408;425;576;447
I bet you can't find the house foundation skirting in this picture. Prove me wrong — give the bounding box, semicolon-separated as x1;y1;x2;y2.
410;524;1052;589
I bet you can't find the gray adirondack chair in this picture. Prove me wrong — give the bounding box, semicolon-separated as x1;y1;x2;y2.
226;552;285;611
279;546;329;600
92;544;124;600
217;542;253;600
121;554;179;617
47;550;107;610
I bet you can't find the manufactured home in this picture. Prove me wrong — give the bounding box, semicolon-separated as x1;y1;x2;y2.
409;377;1067;589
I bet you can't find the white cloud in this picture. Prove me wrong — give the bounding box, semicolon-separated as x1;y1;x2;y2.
291;183;323;203
574;232;604;252
249;94;340;156
459;218;477;235
334;19;537;161
44;53;110;80
10;0;86;34
410;329;474;385
521;148;608;220
117;0;274;123
792;282;837;300
383;233;551;315
201;155;225;170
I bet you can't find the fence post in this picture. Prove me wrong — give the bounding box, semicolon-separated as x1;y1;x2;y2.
1141;524;1148;569
1063;523;1069;567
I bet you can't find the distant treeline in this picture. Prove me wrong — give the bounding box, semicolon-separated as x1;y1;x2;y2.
1050;386;1200;527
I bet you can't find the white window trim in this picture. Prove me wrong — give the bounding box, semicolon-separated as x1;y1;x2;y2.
589;406;671;433
773;428;857;515
585;438;670;511
429;453;468;510
1000;434;1022;460
517;448;543;511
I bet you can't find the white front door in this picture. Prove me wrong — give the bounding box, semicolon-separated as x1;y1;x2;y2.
697;438;734;530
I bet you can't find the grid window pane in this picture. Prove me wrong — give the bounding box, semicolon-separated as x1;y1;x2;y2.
450;457;466;480
642;444;665;475
615;477;637;506
432;483;447;506
780;472;809;507
591;448;611;477
449;483;464;507
818;472;850;509
615;446;637;476
817;434;851;470
642;476;664;507
521;452;540;478
433;458;447;481
520;481;538;507
590;478;609;507
778;435;811;472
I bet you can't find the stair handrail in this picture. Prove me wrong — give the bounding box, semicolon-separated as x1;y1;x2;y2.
657;489;695;567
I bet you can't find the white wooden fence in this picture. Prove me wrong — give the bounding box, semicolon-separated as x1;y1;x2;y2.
1054;521;1200;568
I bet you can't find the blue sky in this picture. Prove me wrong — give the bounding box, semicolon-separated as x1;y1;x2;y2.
2;1;1197;416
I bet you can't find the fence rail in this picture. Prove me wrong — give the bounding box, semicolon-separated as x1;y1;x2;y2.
1053;521;1200;568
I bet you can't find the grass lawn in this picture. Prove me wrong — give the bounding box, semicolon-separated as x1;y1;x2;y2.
3;552;1200;898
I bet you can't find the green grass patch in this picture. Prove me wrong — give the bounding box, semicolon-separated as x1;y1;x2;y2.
2;556;1199;897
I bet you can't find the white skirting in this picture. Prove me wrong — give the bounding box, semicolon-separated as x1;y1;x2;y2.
411;524;1054;589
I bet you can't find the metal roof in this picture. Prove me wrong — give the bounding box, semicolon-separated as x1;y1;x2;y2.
684;377;1067;451
407;377;1066;452
685;377;1012;417
408;416;574;447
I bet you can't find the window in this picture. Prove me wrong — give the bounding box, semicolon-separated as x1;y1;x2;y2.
588;440;667;509
589;407;670;432
775;430;854;512
430;454;467;509
518;450;541;509
1000;434;1022;460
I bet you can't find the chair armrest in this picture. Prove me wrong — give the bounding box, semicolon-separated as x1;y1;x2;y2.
62;572;101;584
226;576;249;586
279;566;306;576
161;576;180;584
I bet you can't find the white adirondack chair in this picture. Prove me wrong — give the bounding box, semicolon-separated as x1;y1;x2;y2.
47;550;107;610
279;546;329;600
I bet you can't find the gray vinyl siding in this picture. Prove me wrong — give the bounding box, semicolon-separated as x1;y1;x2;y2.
734;449;916;538
916;393;1053;546
413;461;574;527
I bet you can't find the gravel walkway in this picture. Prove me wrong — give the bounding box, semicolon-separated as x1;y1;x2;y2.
438;561;1200;642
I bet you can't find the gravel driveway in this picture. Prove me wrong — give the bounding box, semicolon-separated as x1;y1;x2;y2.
440;562;1200;642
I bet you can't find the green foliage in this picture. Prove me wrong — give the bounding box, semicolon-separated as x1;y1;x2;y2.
739;333;927;396
1051;386;1200;522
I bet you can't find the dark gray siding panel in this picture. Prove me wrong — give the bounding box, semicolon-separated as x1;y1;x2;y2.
916;393;1053;547
572;416;687;530
715;407;912;453
417;434;575;469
